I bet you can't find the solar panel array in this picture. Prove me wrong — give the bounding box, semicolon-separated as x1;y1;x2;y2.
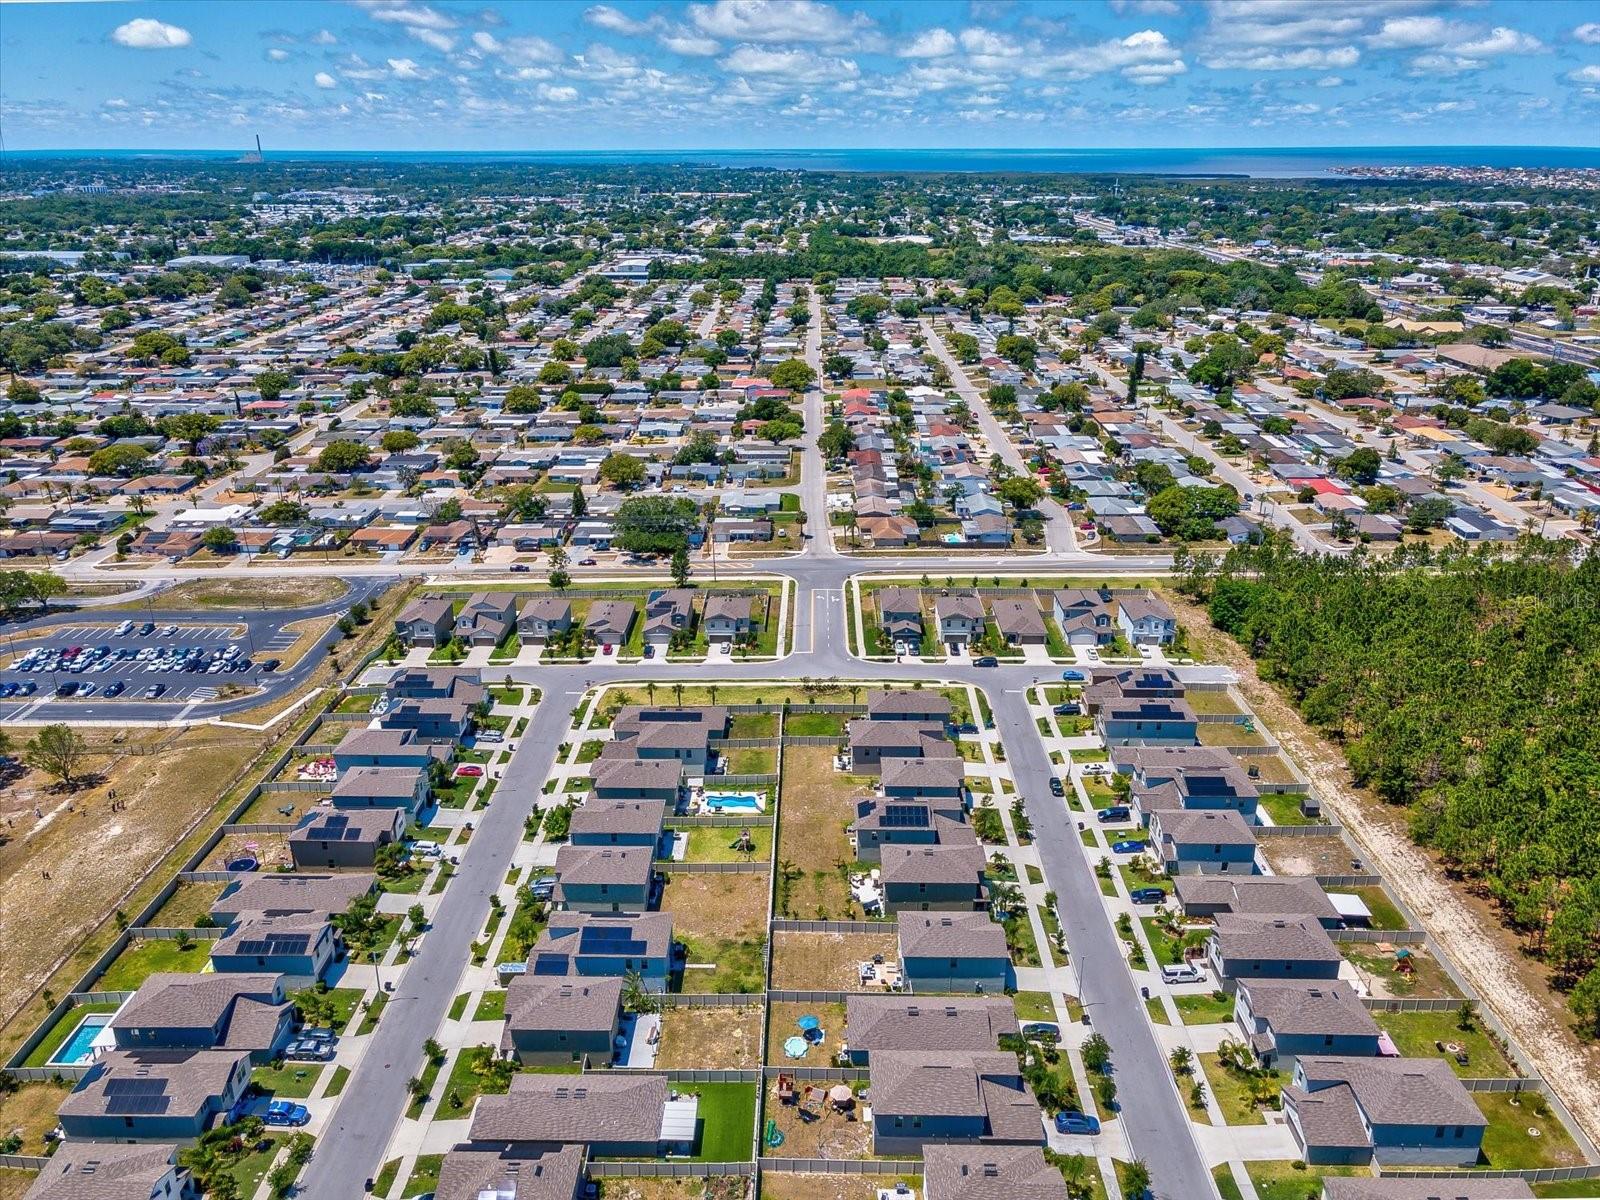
880;803;931;828
532;953;571;976
578;925;647;957
236;933;312;955
103;1077;172;1115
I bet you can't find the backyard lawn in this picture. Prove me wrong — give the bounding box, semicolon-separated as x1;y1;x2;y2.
1342;945;1461;1000
783;712;846;737
676;825;769;863
150;880;227;927
0;1080;72;1154
769;931;900;992
22;1001;121;1067
662;871;769;994
759;1175;922;1200
775;746;866;919
97;937;210;991
1477;1091;1585;1168
687;1082;758;1162
766;1000;846;1066
1371;1008;1516;1077
655;1004;763;1070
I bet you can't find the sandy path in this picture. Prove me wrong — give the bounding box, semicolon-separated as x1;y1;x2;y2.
1169;591;1600;1147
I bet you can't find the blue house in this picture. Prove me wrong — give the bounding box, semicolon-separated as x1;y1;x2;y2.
1235;980;1380;1070
899;912;1012;994
524;911;675;991
1208;914;1343;991
1150;809;1259;875
1285;1056;1485;1167
209;914;337;982
57;1048;252;1143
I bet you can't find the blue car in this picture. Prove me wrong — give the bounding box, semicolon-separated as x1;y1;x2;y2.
1061;669;1085;681
264;1100;310;1127
1054;1110;1101;1135
1111;839;1146;854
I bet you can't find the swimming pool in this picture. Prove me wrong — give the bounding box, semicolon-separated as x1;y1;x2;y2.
702;791;765;813
49;1013;111;1066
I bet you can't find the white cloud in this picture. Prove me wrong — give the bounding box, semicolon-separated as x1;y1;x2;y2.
659;31;720;55
363;4;456;32
267;47;289;61
314;71;338;88
312;29;338;46
1578;23;1600;45
1203;45;1359;70
472;30;563;65
1570;64;1600;83
410;26;455;52
103;97;128;108
719;43;859;79
585;4;649;35
1365;16;1455;49
538;83;578;102
110;18;191;50
898;27;957;59
959;27;1022;59
688;0;875;46
1110;0;1180;13
386;57;428;79
1316;74;1343;86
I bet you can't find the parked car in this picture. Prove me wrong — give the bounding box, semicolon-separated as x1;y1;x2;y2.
264;1100;310;1126
974;655;998;667
509;564;530;573
114;620;134;636
1096;805;1130;822
283;1040;334;1062
578;557;597;566
1061;669;1085;682
454;764;484;778
145;683;166;698
1130;887;1167;905
138;622;156;635
1054;1111;1101;1135
260;659;281;672
104;681;126;697
1048;777;1064;797
1161;963;1205;985
1110;839;1146;854
1053;703;1079;716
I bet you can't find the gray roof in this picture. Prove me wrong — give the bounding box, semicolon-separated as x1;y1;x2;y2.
866;689;952;719
1294;1056;1485;1129
875;587;923;620
1154;808;1258;846
434;1145;586;1200
1239;980;1378;1038
58;1048;247;1123
331;766;425;800
469;1073;667;1143
520;595;572;622
590;757;683;792
870;1051;1042;1141
899;912;1009;959
934;592;986;621
213;872;375;920
1172;875;1339;922
113;973;282;1041
703;593;752;621
503;977;623;1036
1120;593;1176;623
880;838;986;886
531;911;674;964
583;600;636;638
21;1141;184;1200
1212;913;1341;963
292;807;404;845
613;705;727;741
568;799;666;838
212;912;330;958
552;844;653;890
990;599;1045;638
848;719;954;751
881;756;967;790
399;596;452;625
923;1144;1070;1200
845;996;1017;1054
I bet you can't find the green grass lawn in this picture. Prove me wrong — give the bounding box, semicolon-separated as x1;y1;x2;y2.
689;1082;757;1161
324;1065;350;1097
1145;997;1169;1026
1477;1091;1585;1169
1212;1164;1245;1200
1244;1161;1364;1200
372;1158;402;1198
1117;862;1172;897
22;1002;121;1067
405;1051;446;1118
402;1154;444;1198
784;711;846;737
674;934;766;994
474;990;507;1022
729;712;778;738
1013;991;1058;1024
1347;886;1408;931
448;993;469;1020
1530;1181;1600;1197
1139;917;1185;967
357;992;388;1035
228;1135;289;1200
677;825;768;863
1175;991;1235;1026
1257;791;1320;826
1004;913;1042;968
438;1045;515;1115
1371;1009;1515;1077
97;938;210;991
723;746;778;775
1199;1053;1271;1126
251;1062;323;1099
491;686;526;707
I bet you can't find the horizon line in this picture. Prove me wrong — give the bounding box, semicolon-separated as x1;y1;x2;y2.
6;142;1600;154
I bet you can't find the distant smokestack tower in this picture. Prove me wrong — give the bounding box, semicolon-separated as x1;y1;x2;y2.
239;134;263;164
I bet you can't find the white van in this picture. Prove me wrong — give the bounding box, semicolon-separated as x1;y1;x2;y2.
1161;963;1204;984
410;840;442;859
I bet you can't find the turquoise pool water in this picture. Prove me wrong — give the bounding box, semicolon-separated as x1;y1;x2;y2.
704;792;764;812
50;1013;110;1066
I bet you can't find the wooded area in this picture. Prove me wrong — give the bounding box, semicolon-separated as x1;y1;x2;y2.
1176;537;1600;1032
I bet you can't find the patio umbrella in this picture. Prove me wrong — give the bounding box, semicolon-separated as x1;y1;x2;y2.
796;1015;821;1031
828;1085;854;1108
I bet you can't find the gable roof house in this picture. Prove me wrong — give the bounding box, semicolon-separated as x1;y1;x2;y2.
525;911;675;990
1118;593;1179;645
378;696;474;742
869;1050;1044;1155
20;1141;196;1200
468;1074;698;1158
289;807;407;870
551;844;655;913
879;825;988;913
329;765;431;816
432;1144;586;1200
454;592;518;646
569;798;666;848
1172;875;1341;927
702;593;754;642
589;756;684;803
209;913;337;983
850;798;968;861
57;1048;253;1143
518;596;574;641
210;872;376;926
642;588;695;646
395;596;454;646
1236;979;1381;1070
332;728;443;774
1150;808;1260;875
847;719;958;774
1284;1056;1486;1167
109;974;293;1064
842;995;1018;1066
1318;1179;1530;1200
867;689;953;724
899;912;1012;994
500;976;624;1066
876;587;924;643
1208;914;1343;990
934;593;986;646
990;598;1047;646
922;1144;1070;1200
583;600;636;648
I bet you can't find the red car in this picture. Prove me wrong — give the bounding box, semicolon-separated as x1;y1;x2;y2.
454;764;484;778
602;643;614;655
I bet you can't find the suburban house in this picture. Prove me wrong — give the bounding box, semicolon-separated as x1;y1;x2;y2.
209;914;337;981
568;799;666;848
847;719;958;774
1235;980;1381;1070
876;587;924;646
289;808;407;869
20;1141;197;1200
109;974;293;1064
850;799;968;862
525;911;675;991
378;697;474;742
642;588;695;647
1283;1056;1486;1167
934;593;986;648
1050;589;1115;645
590;757;683;803
517;596;573;641
990;599;1046;646
385;668;486;706
467;1074;698;1158
395;596;453;646
923;1144;1070;1200
453;592;517;646
500;976;624;1066
899;912;1012;994
583;600;636;649
1319;1178;1530;1200
1118;593;1178;645
867;689;953;725
610;706;727;773
1094;697;1198;747
330;766;431;816
432;1145;586;1200
332;728;442;773
1208;914;1343;989
209;873;376;926
882;756;968;802
1173;876;1341;928
880;829;988;912
1149;808;1259;875
841;996;1018;1066
1127;746;1260;825
869;1050;1044;1155
57;1048;252;1143
702;593;754;642
551;845;655;912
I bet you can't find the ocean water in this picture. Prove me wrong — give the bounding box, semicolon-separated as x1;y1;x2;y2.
11;145;1600;178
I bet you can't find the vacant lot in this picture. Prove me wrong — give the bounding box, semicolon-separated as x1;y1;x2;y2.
769;931;899;992
655;1003;763;1070
134;576;350;609
776;746;867;919
662;871;769;994
759;1175;915;1200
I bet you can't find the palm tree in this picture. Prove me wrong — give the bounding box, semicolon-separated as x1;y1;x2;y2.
645;681;657;705
672;682;684;707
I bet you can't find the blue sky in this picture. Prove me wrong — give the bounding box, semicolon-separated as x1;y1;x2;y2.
2;0;1599;150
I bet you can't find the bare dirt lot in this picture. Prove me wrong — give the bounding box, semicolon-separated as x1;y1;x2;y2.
125;576;350;610
775;746;867;919
655;1003;763;1070
758;1175;916;1200
1170;588;1600;1147
769;932;900;992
